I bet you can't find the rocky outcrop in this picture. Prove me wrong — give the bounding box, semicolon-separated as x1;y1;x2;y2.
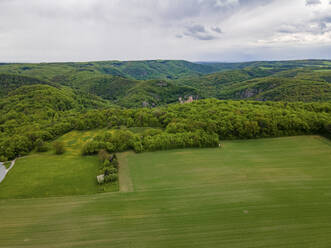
238;88;261;98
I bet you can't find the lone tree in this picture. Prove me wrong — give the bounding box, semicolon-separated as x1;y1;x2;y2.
53;141;65;155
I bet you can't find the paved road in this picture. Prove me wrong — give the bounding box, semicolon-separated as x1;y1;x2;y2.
0;162;6;183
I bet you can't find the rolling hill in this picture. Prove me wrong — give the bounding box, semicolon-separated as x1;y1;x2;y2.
0;60;224;82
70;75;198;108
1;59;331;106
177;67;331;102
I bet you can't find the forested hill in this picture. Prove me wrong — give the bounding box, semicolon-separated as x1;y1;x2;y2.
0;74;56;97
0;60;223;81
177;65;331;102
0;59;331;108
0;59;331;160
1;59;330;82
0;60;216;107
1;97;331;160
198;60;331;71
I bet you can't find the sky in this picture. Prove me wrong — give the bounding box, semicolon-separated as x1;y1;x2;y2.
0;0;330;62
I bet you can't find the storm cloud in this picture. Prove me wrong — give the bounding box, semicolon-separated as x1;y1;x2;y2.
0;0;330;62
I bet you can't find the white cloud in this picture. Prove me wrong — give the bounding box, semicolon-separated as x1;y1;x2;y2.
0;0;330;62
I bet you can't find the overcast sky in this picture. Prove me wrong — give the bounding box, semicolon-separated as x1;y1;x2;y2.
0;0;330;62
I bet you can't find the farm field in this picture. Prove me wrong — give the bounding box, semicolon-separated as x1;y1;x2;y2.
0;136;331;247
0;130;118;199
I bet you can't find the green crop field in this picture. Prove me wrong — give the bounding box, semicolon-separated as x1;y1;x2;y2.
0;136;331;247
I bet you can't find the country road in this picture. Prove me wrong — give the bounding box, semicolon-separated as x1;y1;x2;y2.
0;160;16;184
0;162;7;183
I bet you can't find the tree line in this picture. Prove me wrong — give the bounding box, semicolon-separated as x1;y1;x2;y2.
81;129;219;155
1;99;330;160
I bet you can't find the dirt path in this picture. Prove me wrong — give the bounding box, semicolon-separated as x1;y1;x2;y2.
117;152;134;192
0;159;16;184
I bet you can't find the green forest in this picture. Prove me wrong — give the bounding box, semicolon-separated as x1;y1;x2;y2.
0;59;331;161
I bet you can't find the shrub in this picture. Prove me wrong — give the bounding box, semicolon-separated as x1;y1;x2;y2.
104;173;118;183
103;166;118;176
53;141;65;155
109;166;118;174
0;155;7;162
98;149;110;162
111;158;119;168
81;141;104;155
103;159;111;167
35;139;49;152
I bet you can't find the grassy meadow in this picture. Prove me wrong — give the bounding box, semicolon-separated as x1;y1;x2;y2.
0;130;118;199
0;136;331;247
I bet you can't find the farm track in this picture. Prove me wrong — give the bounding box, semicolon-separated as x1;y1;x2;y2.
118;152;134;192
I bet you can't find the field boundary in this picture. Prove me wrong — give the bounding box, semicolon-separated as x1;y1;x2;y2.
118;152;134;192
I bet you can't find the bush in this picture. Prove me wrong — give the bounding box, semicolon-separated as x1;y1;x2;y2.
0;155;7;162
81;141;104;155
104;173;118;183
103;166;118;176
98;149;110;162
35;139;49;152
111;158;119;168
103;159;111;167
53;141;65;155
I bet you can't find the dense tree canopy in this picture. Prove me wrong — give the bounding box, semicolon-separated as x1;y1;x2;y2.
0;60;330;160
1;96;330;160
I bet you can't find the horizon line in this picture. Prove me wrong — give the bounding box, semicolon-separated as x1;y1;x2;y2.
1;58;331;64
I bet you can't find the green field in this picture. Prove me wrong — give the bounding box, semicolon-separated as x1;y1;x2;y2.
0;130;117;199
0;136;331;247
